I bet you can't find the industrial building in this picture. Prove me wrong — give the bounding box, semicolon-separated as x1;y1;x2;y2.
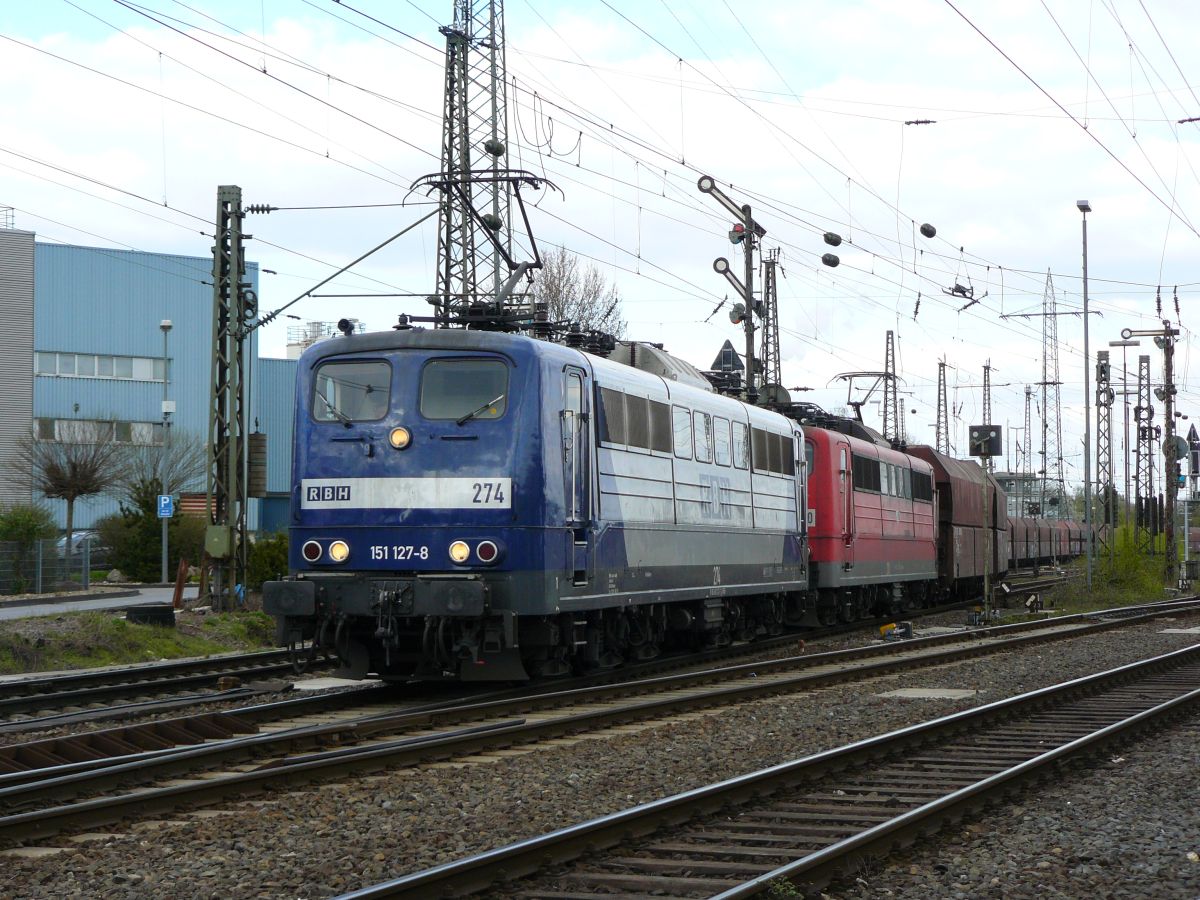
0;226;295;533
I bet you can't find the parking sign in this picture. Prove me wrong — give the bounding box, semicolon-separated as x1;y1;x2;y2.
157;494;174;518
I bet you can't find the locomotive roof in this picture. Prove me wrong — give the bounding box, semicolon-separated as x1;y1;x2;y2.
300;327;585;366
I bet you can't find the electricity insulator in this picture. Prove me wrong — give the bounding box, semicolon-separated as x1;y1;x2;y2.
920;223;936;238
823;232;842;247
821;253;840;268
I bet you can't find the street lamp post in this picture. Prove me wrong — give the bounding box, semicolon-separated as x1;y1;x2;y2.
1109;338;1140;531
1078;200;1093;590
160;319;173;585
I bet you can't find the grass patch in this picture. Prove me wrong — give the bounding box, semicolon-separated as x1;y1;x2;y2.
0;609;277;676
198;610;276;646
1023;526;1179;617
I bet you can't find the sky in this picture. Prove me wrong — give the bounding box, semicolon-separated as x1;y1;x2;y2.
3;0;1199;493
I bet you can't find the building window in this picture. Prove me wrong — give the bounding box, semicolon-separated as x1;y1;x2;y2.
35;352;167;382
36;418;162;446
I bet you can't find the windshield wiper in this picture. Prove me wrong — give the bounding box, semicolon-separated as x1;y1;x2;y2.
456;394;505;426
315;388;353;428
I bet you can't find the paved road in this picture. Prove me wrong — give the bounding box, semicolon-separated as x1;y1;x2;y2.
0;586;202;622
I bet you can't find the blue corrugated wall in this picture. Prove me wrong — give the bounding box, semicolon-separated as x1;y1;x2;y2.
32;242;296;531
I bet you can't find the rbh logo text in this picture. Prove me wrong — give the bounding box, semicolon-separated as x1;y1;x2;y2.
308;485;352;502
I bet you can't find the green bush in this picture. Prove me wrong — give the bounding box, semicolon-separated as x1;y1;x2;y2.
247;531;289;591
0;504;58;594
1046;525;1174;611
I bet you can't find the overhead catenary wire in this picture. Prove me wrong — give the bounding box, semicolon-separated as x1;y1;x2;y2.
8;1;1193;413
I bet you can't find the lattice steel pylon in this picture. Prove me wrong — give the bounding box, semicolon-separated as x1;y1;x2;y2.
206;185;252;609
1096;350;1113;555
982;360;993;472
432;0;512;324
1023;386;1034;517
883;330;899;444
1135;353;1154;553
935;360;949;455
1039;271;1066;510
759;248;782;390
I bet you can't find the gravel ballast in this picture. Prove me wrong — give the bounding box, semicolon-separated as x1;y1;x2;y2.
1;616;1197;899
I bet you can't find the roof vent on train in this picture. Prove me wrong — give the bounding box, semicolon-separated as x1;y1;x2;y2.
608;341;714;391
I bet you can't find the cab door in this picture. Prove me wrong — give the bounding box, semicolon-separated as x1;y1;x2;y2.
561;368;590;583
840;443;855;569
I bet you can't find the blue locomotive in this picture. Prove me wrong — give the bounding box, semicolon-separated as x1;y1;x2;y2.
263;326;809;681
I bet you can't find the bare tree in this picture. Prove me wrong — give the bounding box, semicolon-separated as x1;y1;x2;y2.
10;421;130;549
530;246;627;337
118;428;208;500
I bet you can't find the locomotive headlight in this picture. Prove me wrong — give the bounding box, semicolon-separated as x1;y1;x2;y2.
302;540;323;562
448;540;471;563
388;426;411;450
476;540;498;563
329;540;350;563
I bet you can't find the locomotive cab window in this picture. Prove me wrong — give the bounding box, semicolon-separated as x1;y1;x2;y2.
312;360;390;423
420;359;508;420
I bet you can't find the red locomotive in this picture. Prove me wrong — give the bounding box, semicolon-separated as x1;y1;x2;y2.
797;405;1082;625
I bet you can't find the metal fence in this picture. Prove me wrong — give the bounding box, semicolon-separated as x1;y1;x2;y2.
0;539;105;595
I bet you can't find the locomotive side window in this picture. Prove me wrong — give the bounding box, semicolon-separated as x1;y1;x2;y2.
780;434;796;476
672;405;693;459
566;375;582;415
420;359;508;420
598;388;627;444
693;411;713;463
312;360;390;423
732;421;749;469
626;395;651;449
852;454;881;492
912;470;934;502
751;427;769;472
748;428;795;475
649;400;672;452
713;417;731;466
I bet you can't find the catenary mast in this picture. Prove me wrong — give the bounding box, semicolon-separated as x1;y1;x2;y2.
433;0;512;326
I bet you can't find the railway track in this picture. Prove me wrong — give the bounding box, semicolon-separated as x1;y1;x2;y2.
0;593;975;737
0;575;1071;734
1;596;1195;846
0;649;334;722
340;641;1200;899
